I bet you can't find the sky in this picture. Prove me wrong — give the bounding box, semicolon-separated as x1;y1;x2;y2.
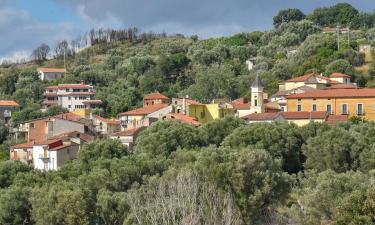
2;0;375;61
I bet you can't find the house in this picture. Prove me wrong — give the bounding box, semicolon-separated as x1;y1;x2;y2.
42;83;102;112
9;142;34;165
245;58;256;71
162;113;202;126
143;92;169;106
0;100;19;124
188;100;234;124
32;139;79;171
241;112;285;123
279;73;338;91
109;127;145;151
282;111;328;126
286;88;375;121
12;113;91;142
10;131;92;167
93;115;121;135
241;111;332;126
232;98;251;118
118;104;170;130
329;73;351;84
271;86;317;112
38;68;66;81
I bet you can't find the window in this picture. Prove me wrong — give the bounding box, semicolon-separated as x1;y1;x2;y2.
30;123;35;129
66;88;70;92
326;104;332;114
254;99;258;107
357;104;364;115
342;104;348;114
297;104;302;112
201;110;206;118
68;97;71;100
83;89;88;92
312;104;317;112
68;105;71;108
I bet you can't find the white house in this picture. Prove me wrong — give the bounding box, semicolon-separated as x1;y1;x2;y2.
32;139;79;171
109;127;145;151
38;68;66;81
42;83;102;112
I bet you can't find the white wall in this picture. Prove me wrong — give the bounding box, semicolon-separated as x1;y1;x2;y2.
39;72;65;81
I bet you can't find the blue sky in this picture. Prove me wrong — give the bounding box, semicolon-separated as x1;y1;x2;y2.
2;0;375;61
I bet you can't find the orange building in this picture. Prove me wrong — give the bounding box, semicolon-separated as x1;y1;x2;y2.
143;92;169;106
286;88;375;121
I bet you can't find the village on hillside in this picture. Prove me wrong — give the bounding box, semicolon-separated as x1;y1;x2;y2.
1;65;372;171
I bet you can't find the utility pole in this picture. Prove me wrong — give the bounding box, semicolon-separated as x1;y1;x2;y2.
337;25;341;50
63;47;66;70
347;26;350;47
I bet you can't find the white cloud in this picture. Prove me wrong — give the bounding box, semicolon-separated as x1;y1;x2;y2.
0;7;77;60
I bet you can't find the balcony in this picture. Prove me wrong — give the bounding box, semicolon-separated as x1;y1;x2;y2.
39;154;50;162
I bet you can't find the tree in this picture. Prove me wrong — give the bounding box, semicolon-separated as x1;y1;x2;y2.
273;8;306;27
79;139;128;164
308;3;359;27
303;126;366;172
325;59;354;75
199;116;245;146
127;169;243;225
31;43;50;62
223;122;304;173
0;161;31;188
0;121;8;145
0;186;33;225
135;121;205;156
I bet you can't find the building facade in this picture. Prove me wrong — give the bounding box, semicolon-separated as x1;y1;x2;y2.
38;68;66;81
42;83;102;112
0;100;19;124
286;88;375;121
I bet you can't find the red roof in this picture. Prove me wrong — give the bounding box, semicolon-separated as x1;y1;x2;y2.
330;73;351;78
325;83;358;89
34;139;63;148
54;113;84;122
48;131;94;142
95;115;120;125
50;144;71;151
119;104;168;116
164;113;202;126
326;115;348;124
282;111;327;120
46;84;93;89
144;92;169;100
111;127;144;137
0;100;19;107
241;112;280;121
286;73;316;82
11;142;34;149
287;88;375;99
232;98;250;110
39;68;66;73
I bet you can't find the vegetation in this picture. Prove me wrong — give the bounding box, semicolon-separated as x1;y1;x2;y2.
2;3;375;224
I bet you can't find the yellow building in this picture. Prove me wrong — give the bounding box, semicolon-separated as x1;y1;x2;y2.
286;88;375;121
188;102;234;124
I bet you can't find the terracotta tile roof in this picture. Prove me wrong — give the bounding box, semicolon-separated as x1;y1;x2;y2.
45;85;59;89
118;104;168;116
143;92;169;100
67;92;95;96
186;99;204;106
326;115;348;124
164;113;202;126
330;72;351;78
111;127;144;137
11;142;34;149
82;100;103;105
232;98;250;110
34;139;63;148
0;100;19;107
273;86;317;98
50;144;71;151
54;113;84;122
287;88;375;99
94;115;121;125
282;111;327;120
241;112;280;121
39;68;66;73
48;131;94;142
325;83;358;89
286;73;316;82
